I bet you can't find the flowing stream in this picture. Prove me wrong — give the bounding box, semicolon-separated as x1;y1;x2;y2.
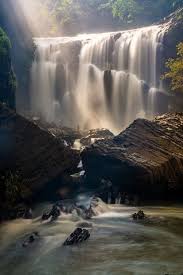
0;204;183;275
30;25;166;133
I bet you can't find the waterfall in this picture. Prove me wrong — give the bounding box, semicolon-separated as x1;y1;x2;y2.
30;25;165;133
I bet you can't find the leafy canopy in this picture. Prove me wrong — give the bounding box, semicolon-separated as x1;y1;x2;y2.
164;42;183;93
38;0;183;34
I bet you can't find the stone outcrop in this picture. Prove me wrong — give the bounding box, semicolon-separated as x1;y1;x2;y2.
163;8;183;60
63;228;90;246
0;104;80;198
81;113;183;199
80;128;114;147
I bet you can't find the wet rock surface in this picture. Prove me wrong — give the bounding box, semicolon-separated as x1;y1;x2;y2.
77;221;93;228
80;128;114;147
29;117;114;149
42;205;61;222
0;104;80;220
22;231;40;248
163;8;183;61
16;206;33;220
132;210;146;220
28;117;83;147
41;197;106;222
63;228;90;246
82;113;183;199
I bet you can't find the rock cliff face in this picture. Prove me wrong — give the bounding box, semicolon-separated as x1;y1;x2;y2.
0;104;79;197
163;8;183;60
81;113;183;199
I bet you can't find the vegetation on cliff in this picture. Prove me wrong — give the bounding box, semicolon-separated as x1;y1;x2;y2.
0;0;35;110
164;42;183;93
36;0;183;34
0;27;16;109
111;0;183;24
0;171;31;220
15;0;183;35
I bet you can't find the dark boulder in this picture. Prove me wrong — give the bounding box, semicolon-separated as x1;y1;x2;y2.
132;210;146;220
42;205;61;221
50;205;61;221
28;117;83;147
63;228;90;246
42;211;51;221
22;231;40;248
0;104;80;217
23;207;33;219
81;113;183;200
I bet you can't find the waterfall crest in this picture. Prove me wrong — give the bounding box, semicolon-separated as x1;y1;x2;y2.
30;25;165;133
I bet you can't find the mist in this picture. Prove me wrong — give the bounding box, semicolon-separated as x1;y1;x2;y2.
16;0;60;37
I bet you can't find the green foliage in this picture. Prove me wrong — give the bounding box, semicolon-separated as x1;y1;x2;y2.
0;171;31;208
0;27;16;109
54;0;83;26
111;0;141;23
43;0;113;33
111;0;183;24
164;42;183;92
37;0;183;34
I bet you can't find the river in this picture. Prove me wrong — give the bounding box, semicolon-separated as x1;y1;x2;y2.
0;204;183;275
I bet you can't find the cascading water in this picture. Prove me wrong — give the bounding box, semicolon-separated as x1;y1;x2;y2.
30;25;165;133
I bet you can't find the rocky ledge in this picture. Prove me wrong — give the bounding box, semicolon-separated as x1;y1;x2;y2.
0;104;80;204
81;113;183;200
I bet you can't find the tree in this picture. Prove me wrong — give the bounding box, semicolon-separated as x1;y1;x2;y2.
0;27;16;109
110;0;182;24
164;42;183;93
111;0;141;23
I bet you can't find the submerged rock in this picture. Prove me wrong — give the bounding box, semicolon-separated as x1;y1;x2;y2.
22;231;40;248
132;210;146;220
63;228;90;246
23;208;33;219
42;196;109;222
42;205;61;221
42;211;51;221
81;113;183;200
77;222;93;228
50;205;61;221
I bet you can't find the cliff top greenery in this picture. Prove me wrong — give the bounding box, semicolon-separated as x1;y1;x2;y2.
34;0;183;35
